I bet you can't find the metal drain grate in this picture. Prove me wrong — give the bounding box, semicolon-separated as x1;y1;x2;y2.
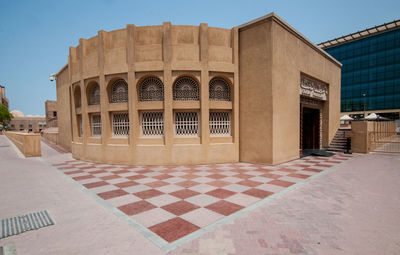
0;211;54;239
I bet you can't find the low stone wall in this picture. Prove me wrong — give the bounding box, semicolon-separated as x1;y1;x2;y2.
42;130;58;145
5;131;41;157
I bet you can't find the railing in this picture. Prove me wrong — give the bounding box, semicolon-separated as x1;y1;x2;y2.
369;131;400;154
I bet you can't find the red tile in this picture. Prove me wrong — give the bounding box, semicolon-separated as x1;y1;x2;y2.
302;168;322;173
170;189;200;199
100;175;121;180
183;169;197;173
278;168;297;173
78;166;95;170
207;180;230;188
137;169;153;174
288;173;311;179
83;181;108;189
207;173;226;179
97;189;128;200
294;164;310;168
316;164;334;168
112;169;130;174
114;180;139;188
153;174;174;180
243;188;273;199
206;188;236;199
72;175;94;181
64;170;84;175
134;189;164;199
88;169;107;174
205;200;244;216
181;174;200;180
145;180;168;188
118;200;156;216
176;180;200;188
161;201;200;216
237;179;263;188
126;174;147;180
149;217;200;243
255;169;273;173
261;173;282;179
268;179;294;187
234;173;253;179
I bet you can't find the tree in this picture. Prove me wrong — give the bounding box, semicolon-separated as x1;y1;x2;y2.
0;104;13;129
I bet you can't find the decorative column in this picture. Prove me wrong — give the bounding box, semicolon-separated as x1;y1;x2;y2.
163;22;173;150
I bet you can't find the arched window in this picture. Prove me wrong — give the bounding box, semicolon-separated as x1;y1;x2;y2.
74;86;81;108
89;84;100;105
139;77;164;101
110;79;128;103
173;76;200;101
209;77;231;101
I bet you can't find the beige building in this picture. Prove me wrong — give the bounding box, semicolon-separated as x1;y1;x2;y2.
53;13;341;165
9;110;46;132
45;100;58;128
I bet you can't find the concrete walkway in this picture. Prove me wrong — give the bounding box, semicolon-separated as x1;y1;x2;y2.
1;135;399;254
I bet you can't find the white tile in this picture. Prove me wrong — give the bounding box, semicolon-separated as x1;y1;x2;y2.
147;194;180;207
192;176;214;183
119;172;136;177
220;176;242;183
106;194;141;207
249;176;274;183
189;183;216;193
131;208;175;228
163;177;186;184
181;208;223;228
256;183;285;193
77;177;103;185
107;178;129;184
245;171;264;176
169;172;187;177
156;184;183;193
223;184;251;193
90;185;117;194
185;194;220;207
278;176;303;183
239;166;258;170
134;177;157;184
122;184;151;193
225;193;260;207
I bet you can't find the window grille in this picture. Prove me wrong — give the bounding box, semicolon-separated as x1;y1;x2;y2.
209;111;231;135
173;76;200;101
89;84;100;105
110;79;128;103
112;112;129;136
209;77;231;101
75;91;81;108
141;112;164;136
175;112;199;136
91;114;102;136
139;77;164;101
77;115;83;137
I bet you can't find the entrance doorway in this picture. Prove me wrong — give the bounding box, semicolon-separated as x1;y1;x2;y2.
301;107;320;149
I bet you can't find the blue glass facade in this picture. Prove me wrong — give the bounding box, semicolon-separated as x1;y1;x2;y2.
324;28;400;113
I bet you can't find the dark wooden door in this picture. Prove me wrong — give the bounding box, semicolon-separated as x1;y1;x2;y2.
302;107;320;149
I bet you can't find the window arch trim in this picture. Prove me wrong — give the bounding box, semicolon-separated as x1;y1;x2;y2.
138;76;164;101
173;76;200;101
209;77;231;101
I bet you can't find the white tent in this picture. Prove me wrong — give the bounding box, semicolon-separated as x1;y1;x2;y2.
365;113;378;120
340;115;354;121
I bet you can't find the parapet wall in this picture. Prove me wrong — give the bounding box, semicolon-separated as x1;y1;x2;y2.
5;131;41;157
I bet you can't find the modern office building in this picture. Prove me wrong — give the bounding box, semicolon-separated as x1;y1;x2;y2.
53;13;341;165
319;20;400;119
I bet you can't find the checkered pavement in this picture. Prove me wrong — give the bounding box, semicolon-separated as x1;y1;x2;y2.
53;153;355;243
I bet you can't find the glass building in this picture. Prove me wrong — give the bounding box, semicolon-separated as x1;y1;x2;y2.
319;20;400;119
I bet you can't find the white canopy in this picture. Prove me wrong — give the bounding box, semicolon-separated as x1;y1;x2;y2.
340;114;354;121
365;113;378;120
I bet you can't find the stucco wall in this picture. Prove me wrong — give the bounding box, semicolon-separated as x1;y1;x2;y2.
57;23;239;165
239;15;341;165
56;66;72;151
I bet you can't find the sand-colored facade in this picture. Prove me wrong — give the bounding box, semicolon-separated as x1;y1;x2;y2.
54;13;341;165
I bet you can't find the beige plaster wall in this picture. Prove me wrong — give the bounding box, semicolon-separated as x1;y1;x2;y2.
5;131;41;157
239;15;341;165
57;23;239;165
56;66;72;151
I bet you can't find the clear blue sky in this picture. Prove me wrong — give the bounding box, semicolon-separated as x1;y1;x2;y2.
0;0;399;115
